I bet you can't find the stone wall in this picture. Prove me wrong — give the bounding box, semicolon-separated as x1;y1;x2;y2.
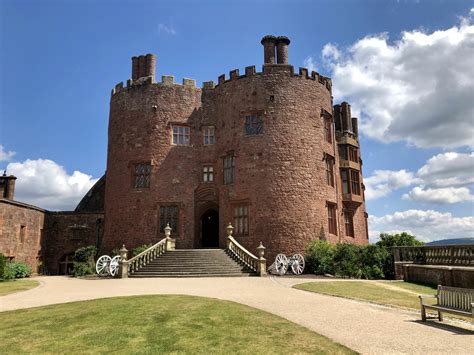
0;199;45;272
403;264;474;288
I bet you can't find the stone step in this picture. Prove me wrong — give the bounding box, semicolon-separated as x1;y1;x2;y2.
129;273;253;278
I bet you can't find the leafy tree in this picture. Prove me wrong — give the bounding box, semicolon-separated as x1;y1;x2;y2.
306;240;335;275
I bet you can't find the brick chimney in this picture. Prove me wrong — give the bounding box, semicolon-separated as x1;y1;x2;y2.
276;36;290;64
261;35;277;64
131;53;156;82
0;171;16;200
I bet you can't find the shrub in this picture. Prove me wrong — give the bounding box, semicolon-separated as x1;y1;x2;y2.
72;245;97;277
376;232;424;279
360;244;389;279
0;253;7;280
4;262;32;279
333;243;363;278
305;240;335;275
132;244;152;257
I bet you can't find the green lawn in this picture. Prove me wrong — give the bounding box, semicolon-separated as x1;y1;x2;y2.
0;295;355;354
0;279;39;296
294;281;437;310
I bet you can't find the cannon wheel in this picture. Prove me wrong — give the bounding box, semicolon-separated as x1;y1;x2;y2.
275;254;288;275
291;254;305;275
109;255;121;277
96;255;111;276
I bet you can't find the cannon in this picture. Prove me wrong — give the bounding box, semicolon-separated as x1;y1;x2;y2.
268;253;305;275
95;255;121;277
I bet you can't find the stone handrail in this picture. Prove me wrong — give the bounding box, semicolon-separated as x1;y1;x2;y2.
225;223;266;276
117;223;176;278
392;245;474;266
128;238;167;273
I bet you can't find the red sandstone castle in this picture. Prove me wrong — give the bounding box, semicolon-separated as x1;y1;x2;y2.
1;35;368;274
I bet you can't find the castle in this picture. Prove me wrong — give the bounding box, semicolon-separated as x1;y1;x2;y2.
0;35;368;275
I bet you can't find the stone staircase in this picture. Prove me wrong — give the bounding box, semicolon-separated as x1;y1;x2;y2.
128;249;256;278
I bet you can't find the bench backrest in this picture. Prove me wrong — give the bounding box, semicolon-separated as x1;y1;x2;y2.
438;285;474;312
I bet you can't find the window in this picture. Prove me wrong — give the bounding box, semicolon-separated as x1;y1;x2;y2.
348;146;358;162
341;170;349;194
71;228;84;241
203;126;215;145
327;203;337;235
324;117;333;143
338;145;347;160
203;166;214;182
245;115;263;135
350;170;361;195
159;206;178;233
325;155;335;187
224;154;235;185
172;125;190;145
19;225;26;243
133;163;151;188
344;211;354;237
338;145;358;163
233;205;249;235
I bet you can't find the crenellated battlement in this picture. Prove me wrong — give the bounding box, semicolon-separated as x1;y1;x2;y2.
111;75;201;96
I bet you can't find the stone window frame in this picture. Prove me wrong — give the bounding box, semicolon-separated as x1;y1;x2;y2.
324;153;335;187
223;152;235;185
344;210;355;238
158;204;180;235
131;160;153;189
202;126;215;145
231;201;250;236
321;109;334;144
242;109;265;137
326;202;338;236
338;144;358;163
171;124;191;146
340;168;361;196
203;165;214;183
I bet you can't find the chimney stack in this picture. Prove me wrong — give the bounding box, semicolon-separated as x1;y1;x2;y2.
261;35;277;64
341;102;353;133
0;171;16;200
276;36;290;64
131;54;157;82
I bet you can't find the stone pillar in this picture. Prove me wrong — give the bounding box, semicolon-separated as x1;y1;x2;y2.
145;53;156;82
276;36;290;64
256;242;267;277
226;223;234;249
261;35;277;64
118;244;129;278
165;223;175;251
341;102;352;133
131;56;139;80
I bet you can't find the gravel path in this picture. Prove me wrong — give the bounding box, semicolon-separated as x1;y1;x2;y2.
1;276;472;354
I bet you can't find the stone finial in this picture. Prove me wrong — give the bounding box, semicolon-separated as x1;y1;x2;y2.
119;244;128;261
164;223;172;238
256;242;266;258
226;223;234;237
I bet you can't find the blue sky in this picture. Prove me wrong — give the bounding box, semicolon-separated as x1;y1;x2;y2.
1;0;473;242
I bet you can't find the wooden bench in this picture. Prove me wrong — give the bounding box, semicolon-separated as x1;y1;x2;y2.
419;285;474;322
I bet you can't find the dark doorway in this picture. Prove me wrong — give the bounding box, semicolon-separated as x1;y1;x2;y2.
201;209;219;248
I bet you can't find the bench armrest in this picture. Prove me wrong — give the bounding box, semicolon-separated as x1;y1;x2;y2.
419;294;437;300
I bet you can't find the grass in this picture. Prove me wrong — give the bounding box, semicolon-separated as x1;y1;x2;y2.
293;281;437;310
0;295;355;354
0;279;39;296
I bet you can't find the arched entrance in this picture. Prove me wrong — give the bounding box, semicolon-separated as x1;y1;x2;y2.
201;209;219;248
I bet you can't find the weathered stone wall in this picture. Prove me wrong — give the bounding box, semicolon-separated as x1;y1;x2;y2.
42;212;103;275
404;264;474;288
75;175;105;212
0;199;45;271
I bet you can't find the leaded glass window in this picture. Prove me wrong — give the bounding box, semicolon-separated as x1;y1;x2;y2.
172;125;190;145
134;163;151;188
224;154;234;185
324;116;333;143
344;211;354;237
203;166;214;182
233;205;249;235
245;115;263;135
327;203;337;235
159;206;178;233
203;126;215;145
325;155;335;187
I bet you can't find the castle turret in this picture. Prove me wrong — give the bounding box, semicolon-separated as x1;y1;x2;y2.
276;36;290;64
0;171;16;200
261;35;277;64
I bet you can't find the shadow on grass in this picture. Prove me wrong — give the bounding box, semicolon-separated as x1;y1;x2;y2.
409;319;474;335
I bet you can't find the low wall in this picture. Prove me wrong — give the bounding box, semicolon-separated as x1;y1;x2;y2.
403;264;474;288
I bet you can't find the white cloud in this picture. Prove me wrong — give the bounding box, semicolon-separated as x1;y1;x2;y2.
321;15;474;149
364;169;418;200
0;145;15;162
157;23;176;35
369;209;474;243
402;186;474;204
7;159;97;211
303;56;317;73
416;152;474;187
